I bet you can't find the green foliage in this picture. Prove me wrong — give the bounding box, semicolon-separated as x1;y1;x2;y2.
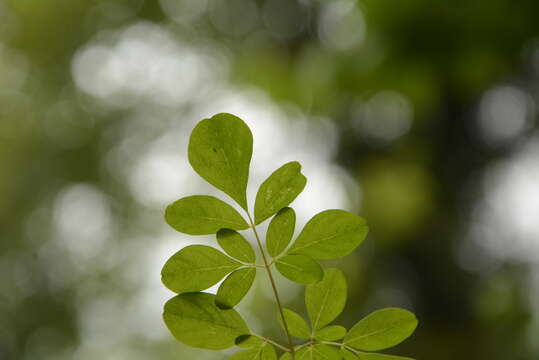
161;245;241;293
287;210;369;259
306;269;347;330
163;292;248;350
266;207;296;257
217;229;256;263
358;353;414;360
165;195;248;235
313;325;347;341
235;335;265;348
344;308;418;351
254;161;306;224
340;349;359;360
161;113;418;359
275;254;323;284
231;343;278;360
278;309;311;339
281;344;342;359
188;113;253;210
216;267;257;309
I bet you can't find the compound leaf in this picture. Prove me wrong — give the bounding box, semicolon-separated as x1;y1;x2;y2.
188;113;253;210
266;207;295;258
313;325;347;341
161;245;241;293
217;229;256;263
163;292;249;350
275;254;323;284
287;210;368;259
278;308;311;339
306;268;347;330
230;343;277;360
358;353;414;360
216;267;256;309
254;161;306;224
165;195;248;235
344;308;418;351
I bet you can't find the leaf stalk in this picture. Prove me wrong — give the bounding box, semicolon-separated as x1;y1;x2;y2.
246;212;296;360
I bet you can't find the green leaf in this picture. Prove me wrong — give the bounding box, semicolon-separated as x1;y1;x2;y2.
314;325;347;341
305;268;347;330
275;254;323;284
235;334;265;348
344;308;418;351
216;267;256;309
287;210;368;259
358;353;414;360
340;349;359;360
163;292;249;350
254;161;307;224
165;195;248;235
230;343;277;360
217;229;256;263
266;207;295;257
278;308;311;339
188;113;253;210
294;344;342;360
161;245;241;293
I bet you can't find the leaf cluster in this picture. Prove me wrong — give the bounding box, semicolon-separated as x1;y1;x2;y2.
161;113;418;359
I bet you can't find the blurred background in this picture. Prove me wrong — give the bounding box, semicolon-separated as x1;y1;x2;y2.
1;0;539;359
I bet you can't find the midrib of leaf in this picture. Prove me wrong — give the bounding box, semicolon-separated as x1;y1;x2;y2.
195;215;244;227
218;137;242;204
312;346;333;360
291;232;344;253
166;313;244;333
345;320;410;344
235;244;253;263
278;260;303;272
180;264;239;273
250;346;264;360
237;268;254;282
311;280;333;330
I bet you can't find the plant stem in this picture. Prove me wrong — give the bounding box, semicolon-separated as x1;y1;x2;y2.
246;212;295;359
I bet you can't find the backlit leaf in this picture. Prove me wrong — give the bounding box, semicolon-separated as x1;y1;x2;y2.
165;195;248;235
230;343;277;360
217;229;256;263
235;335;265;348
306;268;347;330
163;292;249;350
216;267;256;309
340;349;359;360
188;113;253;210
161;245;241;293
293;344;342;360
278;308;311;339
344;308;418;351
287;210;368;259
358;353;414;360
314;325;347;341
275;254;323;284
266;207;295;258
254;161;306;224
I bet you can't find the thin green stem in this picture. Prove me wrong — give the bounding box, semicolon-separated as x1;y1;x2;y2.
246;212;295;359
